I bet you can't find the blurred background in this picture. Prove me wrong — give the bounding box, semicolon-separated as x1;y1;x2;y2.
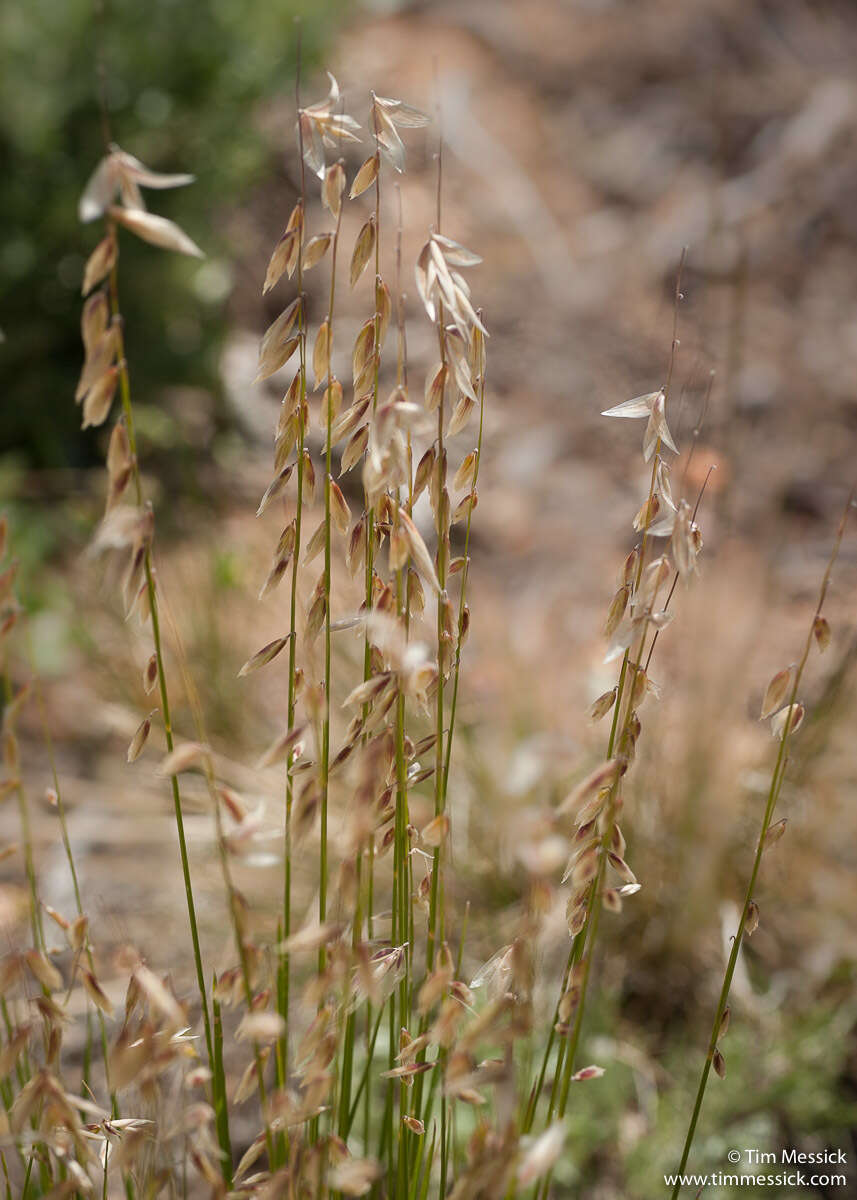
3;0;857;1195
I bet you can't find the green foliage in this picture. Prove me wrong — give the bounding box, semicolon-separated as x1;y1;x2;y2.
0;0;343;466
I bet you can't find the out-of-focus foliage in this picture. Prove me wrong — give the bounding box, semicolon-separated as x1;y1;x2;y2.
0;0;343;467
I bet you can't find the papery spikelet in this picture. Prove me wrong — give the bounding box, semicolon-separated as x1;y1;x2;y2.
518;1123;565;1186
760;666;794;720
763;817;787;849
82;234;117;295
256;464;295;517
589;687;617;722
127;712;154;763
110;205;203;258
313;320;331;389
350;152;379;199
813;615;831;651
158;741;208;776
142;653;158;694
238;635;292;677
330;478;351;534
350;216;376;288
770;702;804;740
572;1064;605;1082
322;161;346;219
263;228;299;294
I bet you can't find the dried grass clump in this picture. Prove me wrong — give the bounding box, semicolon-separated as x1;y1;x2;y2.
1;50;855;1200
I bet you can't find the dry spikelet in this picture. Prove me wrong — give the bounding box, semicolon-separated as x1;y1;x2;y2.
763;817;787;849
79;146;194;220
607;849;633;888
25;949;63;992
82;234;117;295
572;1064;605;1082
632;494;660;533
745;900;760;935
376;277;392;341
279;920;343;956
770;702;804;740
304;519;327;566
603;585;630;638
0;1025;31;1079
259;556;290;599
235;1011;286;1043
452;492;477;524
518;1123;565;1187
341;424;369;474
44;904;69;933
110;205;203;257
350;152;379;198
454;449;479;492
425;362;447;411
589;687;617;722
255;297;302;382
329;1158;382;1197
718;1006;731;1039
322;161;346;219
233;1055;265;1103
346;517;366;576
304;232;332;271
302;448;317;502
238;634;292;677
421;813;450;847
263;229;299;294
331;397;370;447
313;320;331;389
81;289;109;350
672;499;699;578
158;741;208;776
760;666;794;720
558;760;621;817
127;711;155;763
81;968;114;1016
398;511;440;593
142;654;158;694
256;464;295;517
76;324;118;401
306;589;327;643
81;367;119;429
712;1048;726;1079
70;915;88;952
255;334;300;385
257;723;306;769
330;478;351;534
448;396;475;438
352;319;375;384
350;217;376;288
813;615;831;651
